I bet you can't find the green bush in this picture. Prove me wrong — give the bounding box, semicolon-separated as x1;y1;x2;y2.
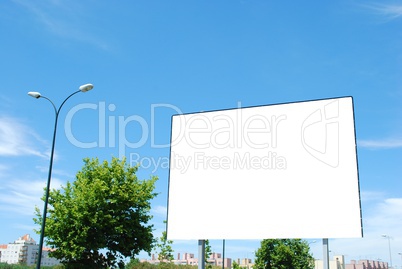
0;261;221;269
128;262;221;269
0;263;30;269
0;264;63;269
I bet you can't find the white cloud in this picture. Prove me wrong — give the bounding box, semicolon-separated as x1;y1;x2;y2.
0;116;47;157
33;164;75;179
152;205;168;217
357;138;402;149
11;0;111;50
14;223;38;233
366;198;402;231
0;177;64;216
360;190;386;203
0;164;8;172
362;3;402;21
313;196;402;263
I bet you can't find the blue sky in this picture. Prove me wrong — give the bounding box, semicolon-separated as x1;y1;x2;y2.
0;0;401;266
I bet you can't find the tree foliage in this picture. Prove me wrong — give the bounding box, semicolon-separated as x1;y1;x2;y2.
155;221;174;262
231;260;241;269
204;240;212;260
127;263;220;269
34;157;158;269
204;240;212;269
125;258;140;269
254;239;314;269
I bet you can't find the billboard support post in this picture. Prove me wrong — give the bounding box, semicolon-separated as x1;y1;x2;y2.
222;239;225;269
323;238;329;269
198;239;205;269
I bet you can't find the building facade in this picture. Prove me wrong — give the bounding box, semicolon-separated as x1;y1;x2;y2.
0;234;60;266
345;259;388;269
141;252;232;268
315;255;388;269
237;258;253;269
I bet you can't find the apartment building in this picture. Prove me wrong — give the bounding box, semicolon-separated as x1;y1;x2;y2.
141;252;232;268
0;234;60;266
345;259;389;269
315;255;388;269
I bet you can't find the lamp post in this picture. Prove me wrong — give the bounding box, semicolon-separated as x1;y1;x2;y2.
28;83;94;269
381;234;392;268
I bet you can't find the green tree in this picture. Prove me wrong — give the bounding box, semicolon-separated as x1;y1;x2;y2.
125;258;140;269
232;260;242;269
34;157;158;269
254;239;314;269
204;240;212;269
204;240;212;260
155;221;174;262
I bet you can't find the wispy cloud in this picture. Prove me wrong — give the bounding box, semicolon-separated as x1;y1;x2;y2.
0;116;47;157
303;195;402;261
361;3;402;21
152;205;168;217
0;177;64;216
368;197;402;229
0;164;8;172
357;138;402;149
360;190;386;203
11;0;110;50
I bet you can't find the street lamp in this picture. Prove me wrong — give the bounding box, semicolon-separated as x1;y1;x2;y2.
28;83;94;269
381;234;392;268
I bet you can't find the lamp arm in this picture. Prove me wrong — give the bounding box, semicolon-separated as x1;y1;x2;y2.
40;96;57;116
57;90;81;115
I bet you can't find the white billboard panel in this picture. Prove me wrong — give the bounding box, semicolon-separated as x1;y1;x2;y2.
167;97;362;240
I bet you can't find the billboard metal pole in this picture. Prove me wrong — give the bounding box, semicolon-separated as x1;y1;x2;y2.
198;240;205;269
323;238;330;269
222;239;225;269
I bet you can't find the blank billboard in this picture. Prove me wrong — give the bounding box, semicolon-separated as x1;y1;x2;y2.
167;97;362;240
